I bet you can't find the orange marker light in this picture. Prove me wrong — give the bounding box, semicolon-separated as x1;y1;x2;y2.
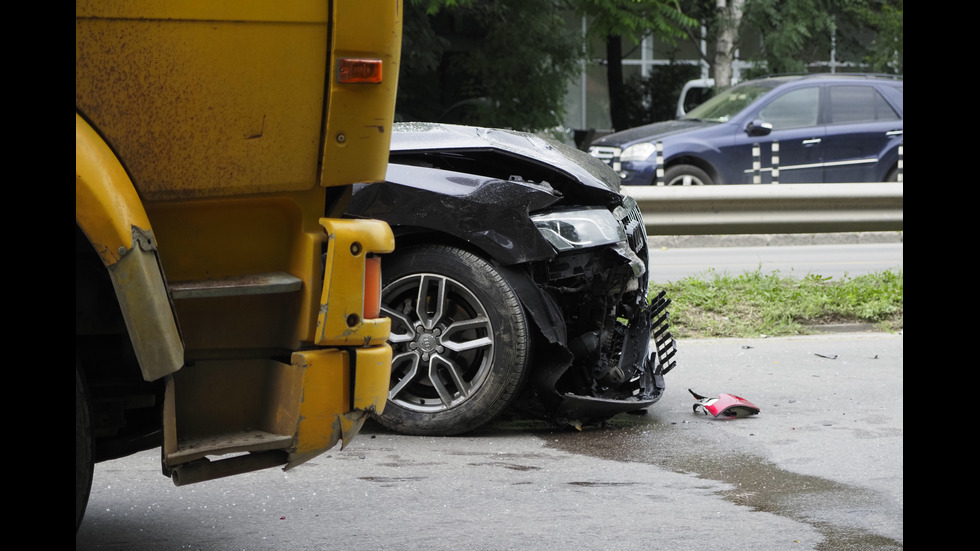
363;256;382;319
337;58;383;84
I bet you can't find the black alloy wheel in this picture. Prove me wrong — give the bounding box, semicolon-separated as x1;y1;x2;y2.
375;245;530;435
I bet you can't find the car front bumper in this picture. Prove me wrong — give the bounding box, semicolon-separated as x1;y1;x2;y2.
504;199;677;426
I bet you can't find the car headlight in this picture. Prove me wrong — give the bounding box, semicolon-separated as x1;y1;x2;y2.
620;143;656;163
531;208;626;252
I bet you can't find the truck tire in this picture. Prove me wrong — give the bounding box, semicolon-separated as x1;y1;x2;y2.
76;363;93;531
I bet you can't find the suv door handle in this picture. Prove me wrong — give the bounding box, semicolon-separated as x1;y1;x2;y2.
802;138;821;145
886;130;903;137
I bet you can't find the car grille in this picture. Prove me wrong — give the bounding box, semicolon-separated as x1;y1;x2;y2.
588;146;621;171
616;195;647;256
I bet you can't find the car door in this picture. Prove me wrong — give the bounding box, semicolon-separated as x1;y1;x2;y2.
728;86;825;184
820;84;903;182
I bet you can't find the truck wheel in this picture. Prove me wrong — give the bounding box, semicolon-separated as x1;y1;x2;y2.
665;164;713;186
376;245;530;435
76;363;94;531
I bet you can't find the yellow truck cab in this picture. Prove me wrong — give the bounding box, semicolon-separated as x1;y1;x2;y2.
76;0;401;529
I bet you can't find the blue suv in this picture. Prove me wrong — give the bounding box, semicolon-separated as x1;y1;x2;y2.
588;74;903;185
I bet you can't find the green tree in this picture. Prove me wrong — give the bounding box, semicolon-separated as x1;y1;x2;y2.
400;0;699;132
843;0;903;73
746;0;903;74
576;0;698;130
619;62;700;126
679;0;902;82
746;0;844;74
397;0;585;131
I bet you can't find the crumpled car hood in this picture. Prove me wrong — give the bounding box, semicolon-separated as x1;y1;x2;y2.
391;122;623;194
349;164;561;265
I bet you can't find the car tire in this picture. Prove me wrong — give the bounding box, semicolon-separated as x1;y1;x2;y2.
76;362;94;532
665;164;713;186
884;165;900;182
375;244;530;436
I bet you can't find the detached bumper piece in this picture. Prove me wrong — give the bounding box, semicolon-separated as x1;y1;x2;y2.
650;290;677;375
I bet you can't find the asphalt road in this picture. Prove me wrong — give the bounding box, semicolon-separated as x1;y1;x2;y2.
76;332;903;551
649;242;903;283
647;233;903;283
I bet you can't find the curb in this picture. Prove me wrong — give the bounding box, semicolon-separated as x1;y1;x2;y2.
647;231;903;249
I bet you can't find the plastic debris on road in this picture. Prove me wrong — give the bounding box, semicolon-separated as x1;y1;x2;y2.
689;389;761;418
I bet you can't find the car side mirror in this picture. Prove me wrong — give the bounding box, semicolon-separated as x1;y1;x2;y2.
745;120;773;137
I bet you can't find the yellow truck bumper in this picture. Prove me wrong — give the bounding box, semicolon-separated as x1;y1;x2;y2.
165;343;392;484
288;344;392;468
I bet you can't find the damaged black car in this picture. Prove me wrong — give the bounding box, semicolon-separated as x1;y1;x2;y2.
346;123;677;435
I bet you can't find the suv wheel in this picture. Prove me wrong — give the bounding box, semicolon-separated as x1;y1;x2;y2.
376;245;530;435
665;164;713;186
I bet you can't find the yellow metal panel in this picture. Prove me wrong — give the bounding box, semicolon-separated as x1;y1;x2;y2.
76;0;329;22
286;344;392;468
352;344;392;415
316;218;395;346
321;0;403;187
77;113;184;381
291;348;350;456
148;196;306;282
147;187;334;350
75;113;151;266
76;3;329;199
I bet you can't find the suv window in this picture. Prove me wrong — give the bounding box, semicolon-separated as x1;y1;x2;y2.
682;86;713;114
757;87;819;130
683;83;775;122
828;85;900;124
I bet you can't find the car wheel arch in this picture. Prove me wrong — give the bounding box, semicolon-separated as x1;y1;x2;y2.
664;157;721;185
390;227;513;266
388;226;566;348
879;140;903;182
884;162;900;182
390;226;474;254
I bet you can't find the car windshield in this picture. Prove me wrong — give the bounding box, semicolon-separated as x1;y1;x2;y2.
682;82;779;123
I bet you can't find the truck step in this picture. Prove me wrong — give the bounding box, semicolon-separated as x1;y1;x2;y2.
169;272;302;299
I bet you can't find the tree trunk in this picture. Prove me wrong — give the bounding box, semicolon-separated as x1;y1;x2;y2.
713;0;744;90
606;34;627;131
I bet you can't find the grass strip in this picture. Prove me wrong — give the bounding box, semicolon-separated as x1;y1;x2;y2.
652;269;903;339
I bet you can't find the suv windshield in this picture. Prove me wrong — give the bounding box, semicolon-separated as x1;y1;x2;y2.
683;82;779;123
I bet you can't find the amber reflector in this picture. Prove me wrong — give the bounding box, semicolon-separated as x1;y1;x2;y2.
363;256;382;319
338;58;383;84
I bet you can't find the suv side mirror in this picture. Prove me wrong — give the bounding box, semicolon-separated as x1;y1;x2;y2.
745;120;773;137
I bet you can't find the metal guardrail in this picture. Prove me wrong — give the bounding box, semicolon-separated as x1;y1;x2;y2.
623;182;903;236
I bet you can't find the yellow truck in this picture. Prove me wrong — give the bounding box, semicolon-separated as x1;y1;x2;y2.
76;0;401;529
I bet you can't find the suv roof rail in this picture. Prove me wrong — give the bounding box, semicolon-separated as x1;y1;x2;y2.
751;72;902;82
